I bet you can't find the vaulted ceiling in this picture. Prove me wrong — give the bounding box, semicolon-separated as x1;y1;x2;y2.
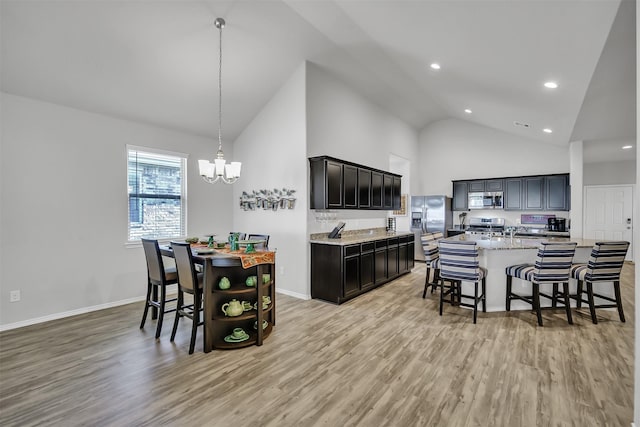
1;0;635;160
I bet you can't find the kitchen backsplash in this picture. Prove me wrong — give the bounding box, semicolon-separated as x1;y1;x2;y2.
453;210;570;229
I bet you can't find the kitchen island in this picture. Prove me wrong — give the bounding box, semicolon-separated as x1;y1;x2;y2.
442;234;602;312
310;228;414;304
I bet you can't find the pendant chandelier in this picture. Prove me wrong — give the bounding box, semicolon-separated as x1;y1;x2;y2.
198;17;241;184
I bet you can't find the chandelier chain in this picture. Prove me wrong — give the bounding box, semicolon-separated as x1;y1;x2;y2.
218;20;223;153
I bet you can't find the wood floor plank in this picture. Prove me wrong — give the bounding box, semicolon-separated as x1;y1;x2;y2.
0;263;634;426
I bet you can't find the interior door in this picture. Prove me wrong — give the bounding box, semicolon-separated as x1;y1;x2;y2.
584;185;633;260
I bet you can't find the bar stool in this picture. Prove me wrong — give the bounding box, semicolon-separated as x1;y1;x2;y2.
140;238;178;339
421;233;440;297
505;242;577;326
569;241;629;324
438;240;486;324
170;241;204;354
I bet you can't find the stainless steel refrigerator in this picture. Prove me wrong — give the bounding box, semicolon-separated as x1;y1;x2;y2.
410;195;453;261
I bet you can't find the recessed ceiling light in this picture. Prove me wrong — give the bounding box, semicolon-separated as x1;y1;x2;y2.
430;63;441;70
544;81;558;89
464;109;472;114
543;128;553;133
622;145;633;149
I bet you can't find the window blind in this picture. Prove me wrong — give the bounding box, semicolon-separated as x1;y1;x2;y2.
127;148;186;241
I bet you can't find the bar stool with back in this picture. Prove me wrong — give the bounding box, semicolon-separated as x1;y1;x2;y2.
505;242;577;326
170;241;205;354
437;240;486;324
569;241;629;324
140;238;178;339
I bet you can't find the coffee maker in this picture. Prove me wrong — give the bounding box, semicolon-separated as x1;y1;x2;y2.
548;217;567;232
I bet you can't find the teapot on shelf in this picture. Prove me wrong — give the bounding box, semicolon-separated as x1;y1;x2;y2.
221;299;244;317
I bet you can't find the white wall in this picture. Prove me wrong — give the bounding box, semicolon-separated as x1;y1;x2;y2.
418;119;570;196
306;62;420;235
0;92;232;327
584;159;636;185
231;64;309;299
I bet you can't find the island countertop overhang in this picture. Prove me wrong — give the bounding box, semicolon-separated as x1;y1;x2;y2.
444;234;598;250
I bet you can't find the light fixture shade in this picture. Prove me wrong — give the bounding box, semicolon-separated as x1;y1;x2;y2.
199;159;215;178
214;158;226;176
230;162;242;178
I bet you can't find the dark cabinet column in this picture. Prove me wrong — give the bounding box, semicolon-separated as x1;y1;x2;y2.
452;181;469;211
392;176;402;210
371;172;383;209
545;175;569;211
523;176;544;210
383;174;393;209
326;160;343;208
344;255;360;297
360;250;375;290
358;168;371;208
504;178;523;210
343;164;358;208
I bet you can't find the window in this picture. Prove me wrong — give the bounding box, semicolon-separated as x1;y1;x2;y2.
127;146;187;242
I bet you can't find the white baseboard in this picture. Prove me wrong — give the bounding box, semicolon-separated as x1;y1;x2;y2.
276;288;311;300
0;296;145;332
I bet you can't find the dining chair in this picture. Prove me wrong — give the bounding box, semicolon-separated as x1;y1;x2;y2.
247;234;270;249
437;240;486;324
170;241;204;354
505;242;577;326
140;238;178;339
569;241;629;324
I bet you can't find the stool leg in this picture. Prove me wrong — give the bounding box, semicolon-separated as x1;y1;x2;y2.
473;281;478;324
562;282;573;325
482;277;487;313
586;281;598;324
170;290;183;342
506;275;512;312
533;283;543;326
151;283;159;320
551;283;558;308
140;279;152;329
576;280;583;308
439;278;444;316
155;284;167;339
432;269;440;293
613;280;625;322
422;267;431;298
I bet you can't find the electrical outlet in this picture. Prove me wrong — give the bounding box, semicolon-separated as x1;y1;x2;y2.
9;290;21;302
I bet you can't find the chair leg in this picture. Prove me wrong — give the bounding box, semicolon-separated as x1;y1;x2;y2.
481;278;487;313
140;280;152;329
151;283;159;320
422;267;431;298
613;280;626;322
171;290;183;342
533;283;543;326
551;282;557;307
506;275;512;312
439;278;444;316
473;281;478;324
576;280;583;308
586;281;598;324
432;269;440;293
155;284;167;339
562;282;573;325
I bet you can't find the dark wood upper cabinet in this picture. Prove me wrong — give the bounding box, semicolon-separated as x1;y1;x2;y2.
371;171;383;209
523;176;545;210
392;176;402;210
504;178;523;210
358;168;371;208
343;164;358;208
545;175;569;211
326;160;343;208
485;179;504;192
452;181;469;211
468;180;485;192
383;174;393;209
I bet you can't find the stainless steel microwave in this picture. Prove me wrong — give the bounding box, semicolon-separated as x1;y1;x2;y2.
468;192;503;209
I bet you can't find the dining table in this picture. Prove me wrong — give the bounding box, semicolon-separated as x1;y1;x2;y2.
160;243;276;353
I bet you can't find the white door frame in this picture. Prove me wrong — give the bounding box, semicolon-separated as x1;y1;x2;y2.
583;184;635;261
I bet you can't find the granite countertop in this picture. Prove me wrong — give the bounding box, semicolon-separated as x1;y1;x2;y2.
310;228;414;246
445;233;597;250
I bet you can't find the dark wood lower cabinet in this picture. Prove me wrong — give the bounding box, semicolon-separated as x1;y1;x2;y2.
311;234;414;304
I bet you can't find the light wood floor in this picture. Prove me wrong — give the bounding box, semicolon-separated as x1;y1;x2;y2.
0;263;634;426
